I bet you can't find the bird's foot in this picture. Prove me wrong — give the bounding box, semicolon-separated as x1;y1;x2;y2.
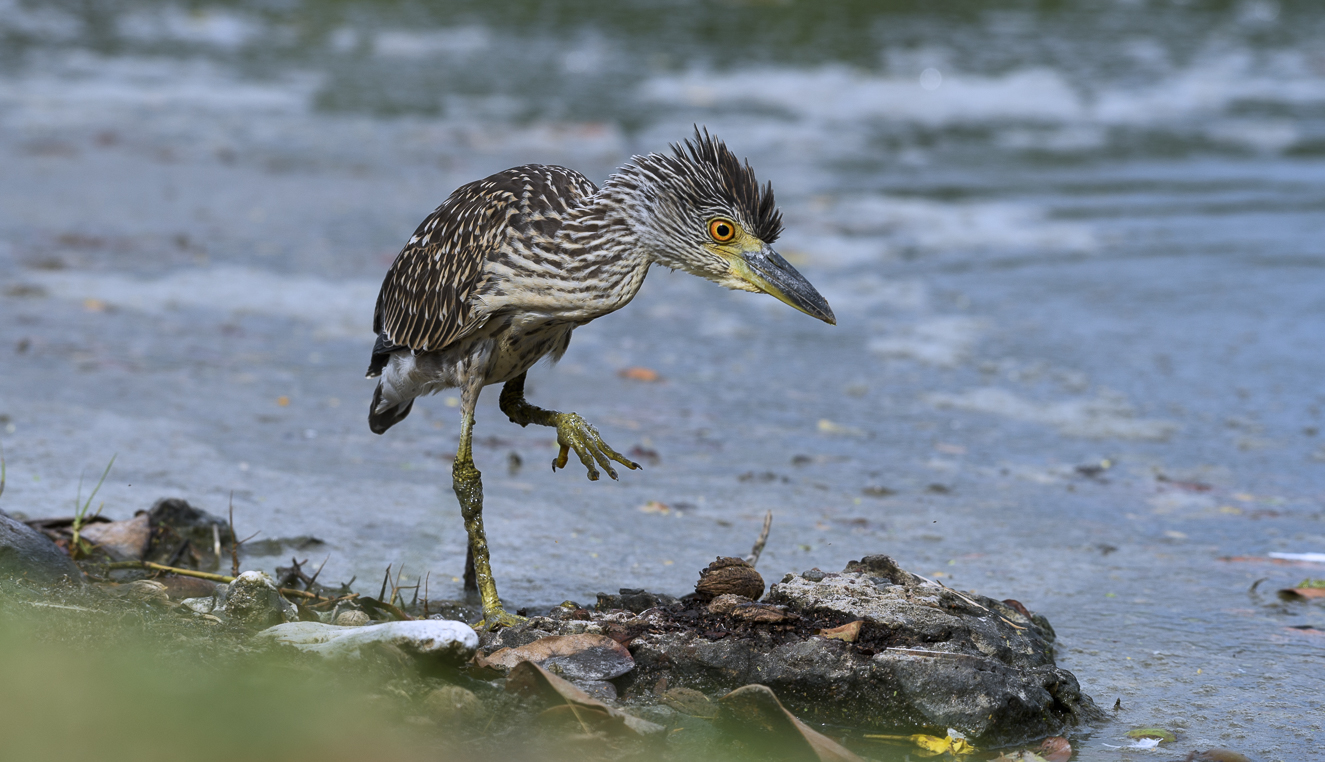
550;412;641;481
474;606;526;632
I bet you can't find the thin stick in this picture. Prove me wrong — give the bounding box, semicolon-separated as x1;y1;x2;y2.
423;571;431;618
379;565;392;601
745;510;773;567
307;555;330;590
103;560;347;602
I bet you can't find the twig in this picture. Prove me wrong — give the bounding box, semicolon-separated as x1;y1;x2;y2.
744;510;773;567
103;560;348;602
423;571;431;618
307;555;330;590
359;595;411;621
379;565;392;601
106;560;233;584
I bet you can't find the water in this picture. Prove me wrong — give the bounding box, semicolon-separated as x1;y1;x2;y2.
1;1;1323;758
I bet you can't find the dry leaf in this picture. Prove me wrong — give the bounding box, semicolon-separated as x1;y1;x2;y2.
866;732;977;757
718;684;863;762
1126;727;1176;743
817;620;863;643
505;661;662;736
478;634;634;681
618;366;661;382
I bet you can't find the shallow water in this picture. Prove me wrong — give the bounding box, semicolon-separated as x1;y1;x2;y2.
1;1;1323;758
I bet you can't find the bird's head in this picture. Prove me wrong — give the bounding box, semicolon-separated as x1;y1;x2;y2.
608;129;836;325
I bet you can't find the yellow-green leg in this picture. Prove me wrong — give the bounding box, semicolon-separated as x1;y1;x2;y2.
499;372;641;480
453;397;522;630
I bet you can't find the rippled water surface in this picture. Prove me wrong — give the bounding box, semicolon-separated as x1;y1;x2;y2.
1;2;1323;758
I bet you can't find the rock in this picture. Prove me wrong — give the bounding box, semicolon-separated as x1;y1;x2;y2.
216;571;296;629
79;513;150;561
483;553;1100;747
258;620;478;665
109;579;170;603
596;588;678;613
157;574;219;600
334;609;371;627
0;512;82;585
695;557;765;600
480;633;634;682
144;498;232;570
422;685;486;725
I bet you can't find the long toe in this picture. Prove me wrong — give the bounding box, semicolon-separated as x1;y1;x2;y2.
476;607;526;631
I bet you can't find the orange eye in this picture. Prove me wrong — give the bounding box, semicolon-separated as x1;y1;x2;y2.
708;218;737;243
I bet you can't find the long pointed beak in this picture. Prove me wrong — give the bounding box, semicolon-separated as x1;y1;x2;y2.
737;245;836;325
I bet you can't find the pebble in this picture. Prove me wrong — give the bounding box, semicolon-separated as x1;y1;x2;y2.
333;609;370;627
217;571;297;629
422;685;486;725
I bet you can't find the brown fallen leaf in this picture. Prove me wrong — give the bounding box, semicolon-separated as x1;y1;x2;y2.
505;661;662;737
718;684;863;762
618;366;661;382
817;620;862;643
478;633;634;681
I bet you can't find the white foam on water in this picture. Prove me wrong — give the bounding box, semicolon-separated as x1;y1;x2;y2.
0;53;317;118
373;27;492;59
925;387;1179;441
642;46;1325;152
642;65;1083;126
824;195;1097;255
869;316;984;367
32;267;378;338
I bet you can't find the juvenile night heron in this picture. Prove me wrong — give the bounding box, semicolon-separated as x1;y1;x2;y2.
367;130;834;628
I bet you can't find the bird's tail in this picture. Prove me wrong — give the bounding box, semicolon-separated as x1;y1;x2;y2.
368;382;413;435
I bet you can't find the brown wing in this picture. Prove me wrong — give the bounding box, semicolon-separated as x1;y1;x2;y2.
366;165;601;378
366;175;519;377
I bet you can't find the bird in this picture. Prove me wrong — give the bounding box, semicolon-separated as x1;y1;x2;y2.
366;129;835;629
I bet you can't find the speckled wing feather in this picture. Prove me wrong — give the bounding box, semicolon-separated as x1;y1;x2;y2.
366;176;515;377
367;165;600;378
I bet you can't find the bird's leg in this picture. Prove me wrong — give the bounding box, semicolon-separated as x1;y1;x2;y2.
499;372;641;481
453;392;522;630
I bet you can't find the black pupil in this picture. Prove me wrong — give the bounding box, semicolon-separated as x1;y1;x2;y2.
716;223;730;238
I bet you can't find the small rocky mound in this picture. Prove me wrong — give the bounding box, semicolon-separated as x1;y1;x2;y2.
479;554;1101;747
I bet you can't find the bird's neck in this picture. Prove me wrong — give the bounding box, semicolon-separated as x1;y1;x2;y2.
546;189;656;319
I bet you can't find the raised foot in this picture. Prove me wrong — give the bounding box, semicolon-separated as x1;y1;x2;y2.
474;606;526;631
550;412;641;481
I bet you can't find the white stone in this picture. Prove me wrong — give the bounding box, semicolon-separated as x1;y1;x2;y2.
257;619;478;664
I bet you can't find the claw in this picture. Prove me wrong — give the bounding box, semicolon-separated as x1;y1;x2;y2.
474;607;526;631
549;412;639;482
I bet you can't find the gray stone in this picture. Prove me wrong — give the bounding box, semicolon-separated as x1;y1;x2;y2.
0;512;82;585
258;620;478;665
482;554;1100;747
215;571;296;629
144;498;232;570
